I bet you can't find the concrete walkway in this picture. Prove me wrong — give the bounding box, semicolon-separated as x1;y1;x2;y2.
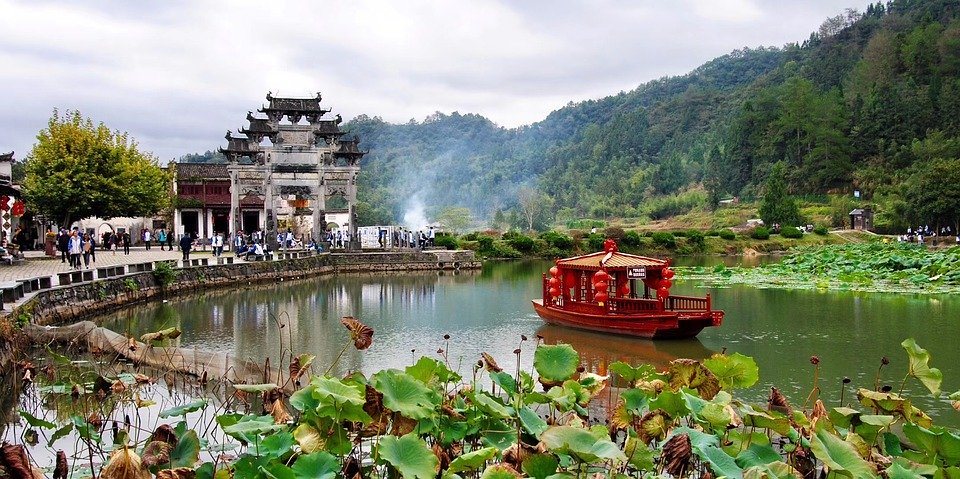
5;246;203;284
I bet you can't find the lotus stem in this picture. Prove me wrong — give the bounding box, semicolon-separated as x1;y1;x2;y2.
325;342;351;377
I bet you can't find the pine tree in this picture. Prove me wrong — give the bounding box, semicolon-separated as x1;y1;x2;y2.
759;162;804;227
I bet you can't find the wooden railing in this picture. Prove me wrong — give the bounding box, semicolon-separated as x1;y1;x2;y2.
666;294;711;312
609;297;661;313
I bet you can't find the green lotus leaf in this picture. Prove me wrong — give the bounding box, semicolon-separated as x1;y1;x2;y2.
233;383;279;393
480;464;521;479
406;356;461;385
723;430;770;458
490;371;518;396
857;389;932;427
447;447;498;473
902;423;960;465
649;389;690;418
311;376;365;406
169;429;201;468
221;415;283;437
623;437;655;471
809;427;876;479
290;384;319;412
539;426;626;464
159;399;207;418
259;431;295;460
49;424;72;448
534;344;579;383
372;369;436;419
19;410;56;430
704;352;759;390
292;451;339;479
376;433;439;479
609;361;660;386
829;407;861;428
885;461;925;479
735;443;782;469
518;406;548;437
672;426;742;479
479;418;516;451
521;453;559;479
71;415;101;443
902;338;943;397
620;388;649;414
472;391;514;418
741;408;791;435
560;380;591;406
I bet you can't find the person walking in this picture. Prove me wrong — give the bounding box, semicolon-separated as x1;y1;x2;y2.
143;228;152;250
166;230;174;251
81;233;93;268
57;229;69;263
212;232;223;257
179;233;192;263
122;231;131;255
68;230;82;269
157;228;167;251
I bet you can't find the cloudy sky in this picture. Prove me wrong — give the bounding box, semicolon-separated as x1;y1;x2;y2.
1;0;862;163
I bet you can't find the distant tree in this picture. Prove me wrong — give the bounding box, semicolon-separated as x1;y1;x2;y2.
517;186;544;231
759;162;803;226
904;158;960;226
491;208;507;231
435;206;473;234
22;110;170;226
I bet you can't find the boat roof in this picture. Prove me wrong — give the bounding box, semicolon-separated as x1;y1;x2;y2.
556;250;668;270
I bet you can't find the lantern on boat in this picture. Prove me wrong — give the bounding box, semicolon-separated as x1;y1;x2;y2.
549;266;559;277
663;268;675;279
659;279;673;290
549;277;560;287
657;287;669;301
619;283;630;297
549;287;561;298
594;291;609;304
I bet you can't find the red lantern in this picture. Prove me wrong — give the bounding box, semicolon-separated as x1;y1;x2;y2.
593;270;609;282
564;271;576;287
657;287;669;300
663;268;675;279
549;287;561;298
11;200;25;217
548;277;560;287
595;281;607;293
0;196;8;211
549;266;559;277
660;279;673;290
619;284;630;296
595;291;608;304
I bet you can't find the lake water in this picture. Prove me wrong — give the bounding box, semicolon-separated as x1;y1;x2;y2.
93;257;960;424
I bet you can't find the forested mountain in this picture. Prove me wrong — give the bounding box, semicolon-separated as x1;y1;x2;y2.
217;0;960;232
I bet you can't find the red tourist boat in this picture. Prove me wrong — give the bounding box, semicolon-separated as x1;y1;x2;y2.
532;239;724;339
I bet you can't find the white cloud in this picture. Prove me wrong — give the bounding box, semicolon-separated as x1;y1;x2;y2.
0;0;858;161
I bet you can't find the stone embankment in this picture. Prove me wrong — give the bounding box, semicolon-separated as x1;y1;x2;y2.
6;250;480;328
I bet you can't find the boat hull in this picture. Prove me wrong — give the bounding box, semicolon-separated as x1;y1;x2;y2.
532;300;716;339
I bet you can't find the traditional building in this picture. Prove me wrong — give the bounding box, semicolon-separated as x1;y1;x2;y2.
172;92;365;249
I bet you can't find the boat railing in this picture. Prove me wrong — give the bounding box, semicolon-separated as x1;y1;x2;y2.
666;294;712;312
609;297;661;313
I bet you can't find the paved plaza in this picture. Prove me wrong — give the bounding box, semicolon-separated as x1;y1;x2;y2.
3;246;216;284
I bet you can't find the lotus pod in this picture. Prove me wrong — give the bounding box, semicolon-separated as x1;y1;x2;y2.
53;451;67;479
142;441;172;468
768;387;792;416
661;433;692;477
156;468;196;479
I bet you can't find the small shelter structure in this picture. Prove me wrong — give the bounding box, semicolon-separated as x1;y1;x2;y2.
849;208;874;231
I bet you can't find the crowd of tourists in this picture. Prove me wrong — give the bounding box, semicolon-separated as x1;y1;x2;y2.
897;225;960;245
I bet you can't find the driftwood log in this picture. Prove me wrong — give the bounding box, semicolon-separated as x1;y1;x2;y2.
23;321;278;386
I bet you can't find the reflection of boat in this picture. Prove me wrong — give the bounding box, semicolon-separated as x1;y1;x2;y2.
536;324;715;373
532;240;724;339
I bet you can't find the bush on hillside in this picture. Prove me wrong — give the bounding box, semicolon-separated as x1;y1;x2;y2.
750;226;770;240
434;234;458;250
621;231;642;248
506;233;535;253
719;229;736;240
780;226;803;239
539;231;574;250
587;233;605;251
604;226;626;241
686;230;705;250
651;232;676;248
814;224;829;235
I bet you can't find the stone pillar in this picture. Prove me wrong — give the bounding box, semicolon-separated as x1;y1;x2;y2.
228;169;240;238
